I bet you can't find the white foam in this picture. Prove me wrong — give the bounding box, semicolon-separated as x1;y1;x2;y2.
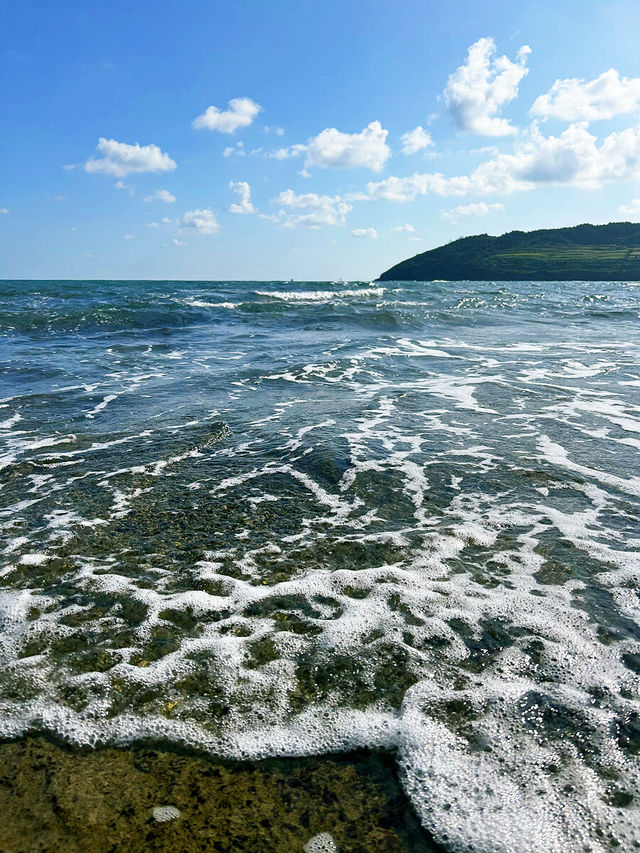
256;287;384;302
0;413;21;429
184;298;240;309
18;553;52;566
304;833;338;852
152;805;181;822
85;394;118;419
538;434;640;498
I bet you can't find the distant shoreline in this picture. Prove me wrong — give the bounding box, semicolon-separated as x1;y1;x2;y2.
378;221;640;282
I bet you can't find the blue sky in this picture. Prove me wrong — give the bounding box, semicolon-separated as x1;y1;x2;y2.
3;0;640;280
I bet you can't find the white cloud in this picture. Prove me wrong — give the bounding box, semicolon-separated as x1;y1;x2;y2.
0;208;8;214
264;125;285;136
229;180;255;214
259;144;306;160
192;97;262;133
223;141;246;157
366;172;464;202
274;189;352;228
123;234;134;239
367;121;640;201
114;179;135;195
173;238;188;246
180;209;220;234
393;223;415;232
145;189;176;203
351;227;378;238
85;138;176;178
305;121;390;171
62;164;76;170
444;37;531;136
444;202;504;218
531;69;640;122
401;126;433;155
618;198;640;216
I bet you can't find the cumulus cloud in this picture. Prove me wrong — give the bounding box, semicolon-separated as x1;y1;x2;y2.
367;121;640;201
531;69;640;122
618;198;640;216
351;227;378;238
229;180;255;214
192;97;262;133
305;121;390;171
180;209;220;234
444;202;504;218
274;189;352;228
0;207;8;214
393;223;415;232
85;138;176;177
366;173;464;202
173;238;188;246
401;126;433;155
444;37;531;136
145;189;176;203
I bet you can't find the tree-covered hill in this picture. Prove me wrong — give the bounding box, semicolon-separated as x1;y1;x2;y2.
378;222;640;281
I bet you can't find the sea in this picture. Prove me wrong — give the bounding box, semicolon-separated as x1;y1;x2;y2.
1;278;639;852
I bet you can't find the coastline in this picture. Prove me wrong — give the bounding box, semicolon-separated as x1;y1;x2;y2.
0;735;442;852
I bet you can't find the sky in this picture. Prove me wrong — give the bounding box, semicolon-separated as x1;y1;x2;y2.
3;0;640;280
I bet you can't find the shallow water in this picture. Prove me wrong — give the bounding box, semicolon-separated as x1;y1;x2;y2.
1;279;639;852
0;737;436;852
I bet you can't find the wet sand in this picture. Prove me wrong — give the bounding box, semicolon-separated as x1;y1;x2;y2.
0;736;442;852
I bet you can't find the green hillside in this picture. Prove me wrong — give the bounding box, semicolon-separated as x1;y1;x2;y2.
378;222;640;281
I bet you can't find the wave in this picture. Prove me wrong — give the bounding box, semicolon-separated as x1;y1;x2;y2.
255;287;385;301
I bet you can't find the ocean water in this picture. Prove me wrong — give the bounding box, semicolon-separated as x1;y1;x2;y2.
1;278;639;852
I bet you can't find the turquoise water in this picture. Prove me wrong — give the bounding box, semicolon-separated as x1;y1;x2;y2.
1;279;639;851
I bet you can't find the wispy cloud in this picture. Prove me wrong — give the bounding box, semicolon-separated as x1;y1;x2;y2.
145;189;176;203
444;201;504;218
618;198;640;216
114;179;135;195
